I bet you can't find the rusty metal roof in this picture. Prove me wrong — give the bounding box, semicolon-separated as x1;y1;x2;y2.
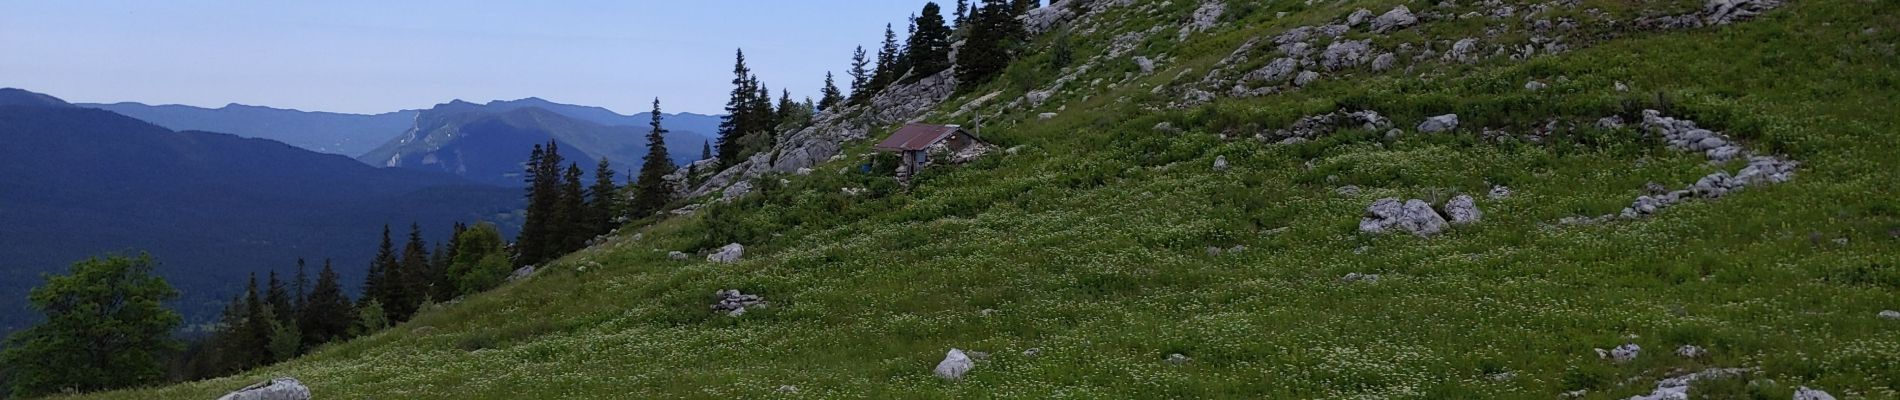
874;123;962;151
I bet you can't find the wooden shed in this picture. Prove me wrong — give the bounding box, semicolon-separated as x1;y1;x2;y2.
872;123;985;180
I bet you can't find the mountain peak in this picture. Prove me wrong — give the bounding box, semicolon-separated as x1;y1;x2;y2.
0;88;74;108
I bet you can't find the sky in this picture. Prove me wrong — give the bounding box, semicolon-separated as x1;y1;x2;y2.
0;1;930;115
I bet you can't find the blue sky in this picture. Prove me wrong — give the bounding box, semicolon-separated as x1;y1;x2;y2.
0;1;931;115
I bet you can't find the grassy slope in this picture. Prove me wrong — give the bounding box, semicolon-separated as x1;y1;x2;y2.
83;0;1900;398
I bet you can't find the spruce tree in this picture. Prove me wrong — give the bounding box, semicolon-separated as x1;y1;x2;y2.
956;0;970;27
362;225;398;310
391;223;429;320
848;46;872;103
517;144;548;265
299;259;354;349
958;0;1025;87
589;157;620;234
558;162;588;253
630;98;677;218
715;49;756;166
819;72;844;111
519;141;566;266
264;271;294;328
240;275;272;366
700;140;712;161
292;259;308;317
906;2;954;81
872;24;902;91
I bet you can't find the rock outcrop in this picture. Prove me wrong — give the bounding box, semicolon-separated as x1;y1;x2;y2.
217;378;311;400
1359;198;1452;236
708;243;745;264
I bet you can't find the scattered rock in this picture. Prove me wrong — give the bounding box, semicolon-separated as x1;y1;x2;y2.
711;289;767;317
506;266;536;282
668;251;690;261
1626;368;1750;400
1795;387;1837;400
1342;272;1381;283
1360;198;1452;236
1372;5;1419;33
1206;246;1223;257
1488;185;1513;200
1615;81;1630;92
1706;0;1784;25
1418;114;1460;133
776;385;799;393
1336;185;1362;196
1525;80;1548;91
1166;353;1191;365
1227;245;1247;254
1879;310;1900;320
1134;56;1157;74
1293;70;1321;86
1487;371;1516;381
1213;156;1229;171
1320;39;1373;71
1443;194;1483;225
1154;122;1179;134
1023;347;1042;358
1446;38;1479;62
1027;90;1052;105
795;167;813;175
708;243;745;263
1371;53;1398;71
1039;112;1059;120
216;378;311;400
934;348;975;380
1346;8;1375;27
1676;345;1707;358
1598;343;1641;363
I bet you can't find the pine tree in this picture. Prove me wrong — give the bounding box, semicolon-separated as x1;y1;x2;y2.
848;46;872;102
299;259;354;349
558;162;588;253
629;98;677;218
958;0;1026;87
390;223;429;320
716;49;756;166
362;225;398;310
819;72;843;111
871;24;902;91
589;157;620;234
906;2;954;81
264;271;294;328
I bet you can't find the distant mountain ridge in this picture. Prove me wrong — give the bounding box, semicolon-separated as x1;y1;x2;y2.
359;100;712;186
0;89;523;335
80;97;722;162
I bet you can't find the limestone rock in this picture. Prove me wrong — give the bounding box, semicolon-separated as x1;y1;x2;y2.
934;348;975;380
1525;80;1548;91
1676;345;1707;358
1488;185;1513;200
1880;310;1900;320
1418;114;1459;133
1360;198;1451;236
711;289;767;316
506;266;535;282
217;378;311;400
1443;194;1482;224
1342;272;1381;283
1293;70;1321;86
1371;53;1397;71
1320;39;1373;71
668;251;689;261
708;243;745;263
1372;6;1418;33
1795;387;1837;400
1346;8;1375;27
1134;56;1157;74
1166;353;1191;365
1213;156;1229;171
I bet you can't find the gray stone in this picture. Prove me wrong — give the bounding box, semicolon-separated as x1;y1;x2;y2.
1038;112;1059;120
1488;185;1513;200
1371;53;1397;71
1607;343;1640;363
1373;5;1418;33
1360;198;1451;236
1022;348;1042;358
217;378;311;400
711;289;767;316
1525;80;1547;91
1418;114;1460;133
1676;345;1707;358
668;251;689;261
1880;310;1900;320
1154;122;1179;134
506;266;536;282
934;348;975;380
708;243;745;263
1342;272;1381;283
1243;57;1300;84
1336;185;1362;196
1443;195;1482;224
1320;39;1374;71
1166;353;1191;365
1213;156;1229;171
1134;56;1157;74
1795;387;1837;400
1293;70;1321;86
1446;38;1479;62
1346;8;1375;26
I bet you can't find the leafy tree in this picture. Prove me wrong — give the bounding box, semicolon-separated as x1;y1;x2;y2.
352;300;389;337
848;46;872;103
447;223;511;295
298;259;355;349
819;72;844;112
716;49;757;166
589;158;620;235
629;98;677;218
0;255;181;398
265;319;300;364
906;2;954;81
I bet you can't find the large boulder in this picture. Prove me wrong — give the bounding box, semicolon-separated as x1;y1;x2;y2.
1443;195;1482;224
1360;198;1451;236
934;348;975;380
1418;114;1460;133
1320;39;1374;71
708;243;745;264
217;378;311;400
1372;6;1418;33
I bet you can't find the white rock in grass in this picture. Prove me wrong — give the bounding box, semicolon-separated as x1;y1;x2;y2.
708;243;745;263
1213;156;1229;171
1166;353;1192;365
1606;343;1641;363
776;385;799;393
934;348;975;380
1525;80;1548;91
1488;185;1513;200
1795;387;1837;400
1022;348;1042;358
1342;272;1381;283
1039;112;1058;120
1400;199;1451;236
217;378;311;400
1372;5;1418;33
1443;195;1483;224
1879;310;1900;320
1417;114;1459;133
1346;8;1375;27
668;251;690;261
506;266;536;282
1676;345;1707;358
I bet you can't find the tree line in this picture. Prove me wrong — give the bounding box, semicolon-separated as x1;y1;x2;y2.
713;0;1036;167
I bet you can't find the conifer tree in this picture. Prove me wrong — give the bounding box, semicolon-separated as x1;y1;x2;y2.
519;141;566;266
558;163;588;253
956;0;970;27
819;72;844;111
589;157;620;234
362;225;398;310
299;259;354;349
872;24;902;91
848;46;872;102
906;2;954;81
700;140;712;161
517;144;548;264
716;49;756;166
958;0;1026;86
629;98;677;218
240;275;272;366
292;259;308;316
392;223;429;320
264;271;294;328
1014;0;1039;15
